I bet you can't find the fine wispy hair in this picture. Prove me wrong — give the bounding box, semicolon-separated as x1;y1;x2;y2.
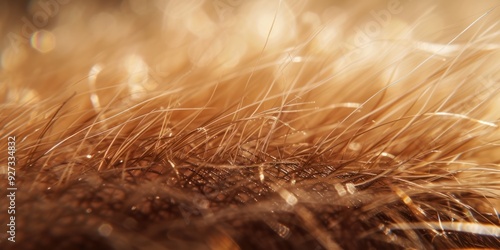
0;0;499;249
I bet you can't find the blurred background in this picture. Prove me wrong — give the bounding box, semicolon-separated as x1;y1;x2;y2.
0;0;499;104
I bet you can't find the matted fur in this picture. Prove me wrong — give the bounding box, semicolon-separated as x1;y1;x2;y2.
1;0;499;249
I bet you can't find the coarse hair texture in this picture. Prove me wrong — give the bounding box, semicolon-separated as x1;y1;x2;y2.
1;0;500;249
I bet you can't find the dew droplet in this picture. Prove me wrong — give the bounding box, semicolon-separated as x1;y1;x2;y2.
334;183;347;196
259;166;265;183
348;142;361;151
98;223;113;237
194;197;210;209
268;221;291;239
30;30;56;53
346;183;356;194
285;193;298;206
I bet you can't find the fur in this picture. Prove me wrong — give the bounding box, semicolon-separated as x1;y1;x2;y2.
1;0;499;249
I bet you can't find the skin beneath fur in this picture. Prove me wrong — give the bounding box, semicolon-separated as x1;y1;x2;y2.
1;0;500;249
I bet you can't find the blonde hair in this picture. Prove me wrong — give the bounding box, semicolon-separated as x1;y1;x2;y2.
1;0;499;249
